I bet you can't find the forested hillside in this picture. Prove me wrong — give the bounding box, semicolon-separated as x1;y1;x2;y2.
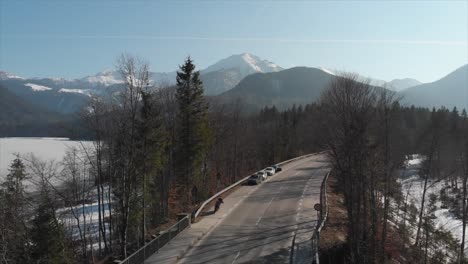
219;67;334;110
0;85;86;137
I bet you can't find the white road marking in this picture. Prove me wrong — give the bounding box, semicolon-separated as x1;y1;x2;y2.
232;251;241;264
177;158;325;264
256;186;284;225
295;174;316;222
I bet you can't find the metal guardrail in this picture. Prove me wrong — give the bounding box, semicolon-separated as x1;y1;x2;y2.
311;170;331;264
193;153;317;220
118;215;190;264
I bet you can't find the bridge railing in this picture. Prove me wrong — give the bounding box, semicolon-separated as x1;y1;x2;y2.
118;214;190;264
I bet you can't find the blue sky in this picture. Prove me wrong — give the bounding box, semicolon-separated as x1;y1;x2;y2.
1;0;467;82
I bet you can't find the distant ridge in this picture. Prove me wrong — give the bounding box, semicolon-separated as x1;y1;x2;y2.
218;66;334;110
402;64;468;110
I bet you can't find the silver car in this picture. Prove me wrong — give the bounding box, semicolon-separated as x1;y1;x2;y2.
265;167;275;176
257;171;267;181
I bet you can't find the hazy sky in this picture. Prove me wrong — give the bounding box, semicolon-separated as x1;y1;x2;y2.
1;0;467;82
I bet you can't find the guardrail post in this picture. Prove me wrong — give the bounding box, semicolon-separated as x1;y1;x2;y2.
157;236;159;253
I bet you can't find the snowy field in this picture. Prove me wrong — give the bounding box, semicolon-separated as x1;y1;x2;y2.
0;137;92;179
398;154;466;258
57;186;112;250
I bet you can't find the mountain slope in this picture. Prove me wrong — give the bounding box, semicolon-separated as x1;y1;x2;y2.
316;69;421;91
0;78;90;114
388;78;421;91
201;68;243;95
402;65;468;110
0;85;74;137
218;67;334;110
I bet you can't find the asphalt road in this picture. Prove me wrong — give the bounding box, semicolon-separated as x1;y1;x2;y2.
179;154;330;264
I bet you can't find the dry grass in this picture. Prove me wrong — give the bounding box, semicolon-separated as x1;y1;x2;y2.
319;172;348;263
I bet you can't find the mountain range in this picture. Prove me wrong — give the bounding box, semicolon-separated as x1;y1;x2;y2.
219;64;467;111
1;53;467;118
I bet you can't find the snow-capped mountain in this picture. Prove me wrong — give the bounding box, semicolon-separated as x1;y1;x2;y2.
0;53;283;98
200;53;283;95
203;53;283;76
80;70;123;86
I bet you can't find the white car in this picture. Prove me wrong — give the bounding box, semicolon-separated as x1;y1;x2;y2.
257;171;267;181
265;167;275;176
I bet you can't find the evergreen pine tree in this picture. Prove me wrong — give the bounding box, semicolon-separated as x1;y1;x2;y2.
30;189;70;263
0;156;30;263
175;57;212;209
136;90;167;243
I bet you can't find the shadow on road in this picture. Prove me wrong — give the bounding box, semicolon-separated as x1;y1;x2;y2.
178;219;318;263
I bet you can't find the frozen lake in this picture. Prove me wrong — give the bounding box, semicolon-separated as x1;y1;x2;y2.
0;137;92;180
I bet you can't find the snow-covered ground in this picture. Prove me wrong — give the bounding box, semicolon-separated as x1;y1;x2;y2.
24;83;52;91
57;185;112;250
398;154;466;257
59;88;93;96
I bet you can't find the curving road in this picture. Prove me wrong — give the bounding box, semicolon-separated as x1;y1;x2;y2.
178;154;330;264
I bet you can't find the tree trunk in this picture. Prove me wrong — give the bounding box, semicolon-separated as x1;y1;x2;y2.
415;173;429;247
460;163;468;263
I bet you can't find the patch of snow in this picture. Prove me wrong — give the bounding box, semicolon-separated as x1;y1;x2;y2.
403;154;425;168
318;67;336;76
81;70;123;86
242;53;262;72
397;154;468;257
24;83;52;91
0;71;24;80
59;88;92;96
57;185;112;245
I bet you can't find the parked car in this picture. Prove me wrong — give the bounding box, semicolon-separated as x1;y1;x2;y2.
265;167;275;176
257;171;267;181
272;165;282;172
248;174;262;185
